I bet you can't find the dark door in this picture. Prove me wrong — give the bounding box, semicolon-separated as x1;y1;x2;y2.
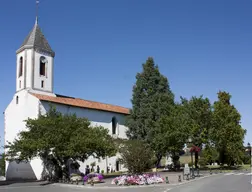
116;160;119;172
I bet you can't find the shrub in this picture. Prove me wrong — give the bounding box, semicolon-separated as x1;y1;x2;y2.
119;140;154;174
0;154;5;176
242;155;251;165
198;157;208;168
90;162;96;167
70;173;80;177
90;162;96;172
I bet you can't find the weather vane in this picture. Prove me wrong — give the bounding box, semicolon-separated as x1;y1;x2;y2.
36;0;40;24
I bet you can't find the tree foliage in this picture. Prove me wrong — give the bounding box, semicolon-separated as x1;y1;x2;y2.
201;144;219;164
126;57;175;165
180;96;212;167
119;140;155;174
5;107;116;179
0;153;5;176
211;91;246;165
181;96;212;147
156;103;189;163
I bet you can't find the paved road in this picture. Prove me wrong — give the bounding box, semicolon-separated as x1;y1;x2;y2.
0;184;169;192
0;172;251;192
168;171;251;192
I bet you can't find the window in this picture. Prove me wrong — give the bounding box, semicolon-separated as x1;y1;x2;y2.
40;56;46;76
112;117;117;135
19;57;23;77
19;80;21;88
41;80;44;88
16;96;19;104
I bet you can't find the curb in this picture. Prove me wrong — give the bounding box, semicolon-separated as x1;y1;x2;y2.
53;174;217;189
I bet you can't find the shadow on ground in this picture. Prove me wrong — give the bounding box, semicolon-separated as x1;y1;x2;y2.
0;180;53;186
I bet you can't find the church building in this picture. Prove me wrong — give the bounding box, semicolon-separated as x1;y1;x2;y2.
4;17;129;180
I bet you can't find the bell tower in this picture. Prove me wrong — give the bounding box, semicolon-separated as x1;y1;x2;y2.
16;16;55;95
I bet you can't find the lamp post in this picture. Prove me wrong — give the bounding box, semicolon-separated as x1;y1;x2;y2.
188;137;195;179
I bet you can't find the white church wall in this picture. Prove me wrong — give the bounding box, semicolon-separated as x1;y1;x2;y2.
40;101;128;173
77;152;127;175
41;101;128;139
5;90;41;180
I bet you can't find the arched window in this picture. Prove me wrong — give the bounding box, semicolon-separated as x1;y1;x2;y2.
16;96;19;104
112;117;117;135
18;57;23;77
40;56;46;76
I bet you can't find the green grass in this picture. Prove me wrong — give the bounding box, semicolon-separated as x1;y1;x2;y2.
160;157;166;166
207;165;220;169
103;171;125;176
238;164;251;170
102;171;127;179
179;156;192;164
160;155;192;166
205;164;251;172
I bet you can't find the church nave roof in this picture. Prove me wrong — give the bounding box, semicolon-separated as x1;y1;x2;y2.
31;93;130;115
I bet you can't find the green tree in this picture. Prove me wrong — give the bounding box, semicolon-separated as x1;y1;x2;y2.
201;144;219;164
5;107;116;179
0;153;5;176
126;57;175;166
180;96;212;168
119;140;155;174
156;103;189;168
211;91;246;166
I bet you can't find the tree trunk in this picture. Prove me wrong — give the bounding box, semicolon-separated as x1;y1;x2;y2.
171;153;180;171
195;151;199;168
155;154;162;168
219;149;225;165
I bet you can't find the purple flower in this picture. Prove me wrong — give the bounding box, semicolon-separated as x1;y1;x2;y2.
83;176;88;181
83;173;103;182
97;174;103;180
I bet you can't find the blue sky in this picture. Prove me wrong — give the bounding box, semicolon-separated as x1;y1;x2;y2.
0;0;251;147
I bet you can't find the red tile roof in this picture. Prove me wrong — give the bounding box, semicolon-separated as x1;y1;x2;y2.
31;93;130;115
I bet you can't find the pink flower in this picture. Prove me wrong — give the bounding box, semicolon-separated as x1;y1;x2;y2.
190;145;201;153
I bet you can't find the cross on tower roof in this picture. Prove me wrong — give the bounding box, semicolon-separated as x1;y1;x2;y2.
36;0;39;24
16;0;55;57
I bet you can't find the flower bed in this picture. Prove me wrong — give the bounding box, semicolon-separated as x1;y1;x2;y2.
111;174;164;186
70;173;83;182
83;173;104;183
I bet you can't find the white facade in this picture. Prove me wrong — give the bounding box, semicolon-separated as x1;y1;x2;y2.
5;91;41;180
5;20;128;181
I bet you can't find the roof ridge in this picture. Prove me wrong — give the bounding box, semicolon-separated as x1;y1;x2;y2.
30;24;37;46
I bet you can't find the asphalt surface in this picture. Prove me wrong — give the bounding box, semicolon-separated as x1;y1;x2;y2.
168;172;251;192
0;171;251;192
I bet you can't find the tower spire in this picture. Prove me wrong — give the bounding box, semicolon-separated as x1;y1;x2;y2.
35;0;39;24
